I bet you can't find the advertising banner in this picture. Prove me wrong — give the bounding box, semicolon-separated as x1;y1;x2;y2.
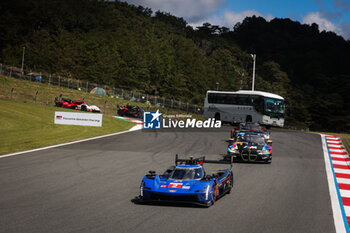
54;112;102;127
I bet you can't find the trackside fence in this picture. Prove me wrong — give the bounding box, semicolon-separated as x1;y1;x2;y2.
0;64;203;114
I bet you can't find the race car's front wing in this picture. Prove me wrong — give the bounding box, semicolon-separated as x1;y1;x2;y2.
137;190;211;206
228;151;272;162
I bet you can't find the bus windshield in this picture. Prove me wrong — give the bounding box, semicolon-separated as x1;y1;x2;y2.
264;98;285;115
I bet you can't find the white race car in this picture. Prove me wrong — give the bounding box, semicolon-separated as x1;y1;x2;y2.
76;102;101;113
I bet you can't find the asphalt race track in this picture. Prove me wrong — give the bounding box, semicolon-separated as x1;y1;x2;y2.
0;127;335;233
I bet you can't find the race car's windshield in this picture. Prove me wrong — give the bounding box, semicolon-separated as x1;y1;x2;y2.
170;168;204;180
236;135;266;145
242;125;261;132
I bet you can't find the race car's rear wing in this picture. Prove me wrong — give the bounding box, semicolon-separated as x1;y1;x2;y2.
175;154;233;166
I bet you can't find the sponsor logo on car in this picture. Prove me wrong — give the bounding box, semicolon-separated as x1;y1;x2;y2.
168;183;183;188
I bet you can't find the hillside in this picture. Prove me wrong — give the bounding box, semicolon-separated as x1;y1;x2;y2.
0;0;349;132
226;16;350;132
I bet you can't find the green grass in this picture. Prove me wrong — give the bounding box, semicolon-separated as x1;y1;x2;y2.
0;75;204;155
0;99;135;155
0;75;204;119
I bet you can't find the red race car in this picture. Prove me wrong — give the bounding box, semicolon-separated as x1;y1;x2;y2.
55;98;84;109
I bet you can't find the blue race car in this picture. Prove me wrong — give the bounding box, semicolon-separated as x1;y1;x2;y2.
226;132;272;163
137;155;233;207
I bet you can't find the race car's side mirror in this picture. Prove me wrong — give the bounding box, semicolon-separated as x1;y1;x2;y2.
200;174;212;181
164;166;175;174
162;173;169;179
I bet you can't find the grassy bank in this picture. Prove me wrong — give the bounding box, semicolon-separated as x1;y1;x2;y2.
0;75;203;119
0;99;135;155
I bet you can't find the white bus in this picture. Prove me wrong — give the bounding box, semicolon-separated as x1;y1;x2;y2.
203;90;286;127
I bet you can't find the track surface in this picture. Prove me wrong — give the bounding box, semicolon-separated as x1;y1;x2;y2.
0;128;335;233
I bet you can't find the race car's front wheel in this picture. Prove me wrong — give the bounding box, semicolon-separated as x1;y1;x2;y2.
230;129;234;138
264;158;272;164
228;172;234;194
210;184;217;206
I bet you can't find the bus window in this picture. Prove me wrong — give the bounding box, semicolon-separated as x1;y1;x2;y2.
216;93;227;104
227;94;237;104
208;93;217;103
251;96;264;113
276;100;286;114
238;95;249;105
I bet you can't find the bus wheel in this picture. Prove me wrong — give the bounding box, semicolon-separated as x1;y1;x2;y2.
246;115;252;122
214;113;220;121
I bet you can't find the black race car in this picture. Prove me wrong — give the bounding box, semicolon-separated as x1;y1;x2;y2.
230;122;271;144
226;132;272;163
117;105;144;119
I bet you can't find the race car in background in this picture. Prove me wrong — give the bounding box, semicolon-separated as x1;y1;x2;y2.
76;102;101;113
136;155;233;207
230;122;272;145
226;132;272;163
54;96;101;113
117;105;144;119
55;98;76;109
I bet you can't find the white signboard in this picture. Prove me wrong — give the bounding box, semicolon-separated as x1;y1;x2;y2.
54;112;102;127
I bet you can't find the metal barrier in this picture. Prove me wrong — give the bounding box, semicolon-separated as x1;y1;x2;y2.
0;63;203;114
